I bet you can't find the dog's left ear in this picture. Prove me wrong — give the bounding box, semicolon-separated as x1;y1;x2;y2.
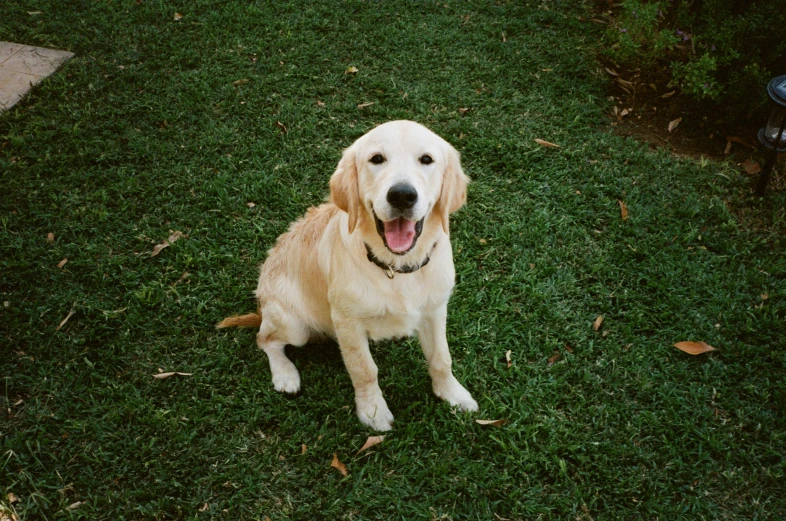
434;144;469;234
329;144;360;233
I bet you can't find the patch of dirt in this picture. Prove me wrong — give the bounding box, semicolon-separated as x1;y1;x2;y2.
601;62;786;192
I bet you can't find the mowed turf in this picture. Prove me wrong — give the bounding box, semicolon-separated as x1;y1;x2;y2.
1;1;785;519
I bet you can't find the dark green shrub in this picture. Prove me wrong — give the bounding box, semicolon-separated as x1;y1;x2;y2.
604;0;786;118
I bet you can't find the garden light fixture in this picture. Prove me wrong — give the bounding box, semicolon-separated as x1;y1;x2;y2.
756;75;786;195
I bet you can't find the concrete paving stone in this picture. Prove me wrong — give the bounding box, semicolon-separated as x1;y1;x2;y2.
0;69;44;110
0;42;27;65
0;44;74;77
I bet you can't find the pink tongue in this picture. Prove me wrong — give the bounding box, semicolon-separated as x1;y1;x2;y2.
384;217;416;252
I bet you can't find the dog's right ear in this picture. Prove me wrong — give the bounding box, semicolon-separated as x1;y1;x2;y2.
329;144;360;233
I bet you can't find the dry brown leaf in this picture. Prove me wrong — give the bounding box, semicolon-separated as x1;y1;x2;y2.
726;136;755;149
301;444;308;455
661;90;675;99
153;372;193;379
475;419;507;426
564;344;574;353
173;12;182;21
761;293;769;300
668;118;682;133
199;503;209;512
357;435;385;454
604;67;618;76
534;138;560;148
357;102;375;108
55;305;76;331
346;66;358;74
57;258;68;268
724;140;732;155
674;341;717;355
47;232;54;243
618;200;629;221
331;453;348;476
233;78;249;86
505;349;512;368
620;108;629;117
592;315;604;331
275;121;288;135
151;230;184;257
458;107;470;115
547;352;559;366
7;493;18;504
247;202;256;208
741;159;762;175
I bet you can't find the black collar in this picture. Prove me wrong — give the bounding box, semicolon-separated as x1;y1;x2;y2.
364;242;437;279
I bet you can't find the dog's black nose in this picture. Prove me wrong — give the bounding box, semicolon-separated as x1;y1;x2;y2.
387;183;418;210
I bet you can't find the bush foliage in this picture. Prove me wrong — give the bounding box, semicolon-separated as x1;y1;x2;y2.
604;0;786;118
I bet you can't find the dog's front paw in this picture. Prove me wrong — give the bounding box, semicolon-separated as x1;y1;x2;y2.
433;376;478;412
355;392;394;431
270;361;301;394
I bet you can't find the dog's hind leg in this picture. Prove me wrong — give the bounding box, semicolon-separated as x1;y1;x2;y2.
256;304;309;394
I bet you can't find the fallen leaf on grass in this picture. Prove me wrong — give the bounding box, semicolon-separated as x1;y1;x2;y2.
741;159;762;175
505;349;512;368
173;12;182;21
275;121;288;135
618;200;629;221
199;503;209;512
331;453;348;476
674;341;717;355
247;202;256;208
761;293;769;300
357;102;375;108
47;232;54;242
57;258;68;268
151;231;184;257
301;444;308;455
660;90;675;99
357;435;385;454
475;419;507;426
345;66;358;74
458;107;470;115
616;78;633;89
564;344;574;353
592;315;604;331
153;372;193;379
316;100;325;106
668;118;682;133
534;138;560;148
547;352;560;366
66;502;83;511
232;78;249;86
7;493;18;504
55;305;76;331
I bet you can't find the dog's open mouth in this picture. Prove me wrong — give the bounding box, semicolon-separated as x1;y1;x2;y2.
374;213;424;254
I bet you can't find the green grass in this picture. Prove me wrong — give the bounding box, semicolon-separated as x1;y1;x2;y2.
1;1;785;519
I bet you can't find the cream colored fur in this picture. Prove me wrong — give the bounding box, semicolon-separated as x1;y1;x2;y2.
219;120;477;431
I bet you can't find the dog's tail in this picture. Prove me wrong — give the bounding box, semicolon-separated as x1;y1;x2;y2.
216;313;262;329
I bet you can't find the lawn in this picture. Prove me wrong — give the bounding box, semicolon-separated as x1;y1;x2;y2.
1;0;785;519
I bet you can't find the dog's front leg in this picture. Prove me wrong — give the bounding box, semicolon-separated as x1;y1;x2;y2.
417;304;478;412
333;317;394;431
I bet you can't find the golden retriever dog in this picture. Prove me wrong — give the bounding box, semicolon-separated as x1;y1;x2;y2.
218;120;477;431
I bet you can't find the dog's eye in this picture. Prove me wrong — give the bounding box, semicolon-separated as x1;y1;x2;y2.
419;154;433;165
370;154;385;165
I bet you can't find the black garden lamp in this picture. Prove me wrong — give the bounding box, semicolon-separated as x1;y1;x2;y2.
756;75;786;196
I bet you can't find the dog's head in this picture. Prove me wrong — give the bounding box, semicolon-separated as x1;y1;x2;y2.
330;120;468;255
